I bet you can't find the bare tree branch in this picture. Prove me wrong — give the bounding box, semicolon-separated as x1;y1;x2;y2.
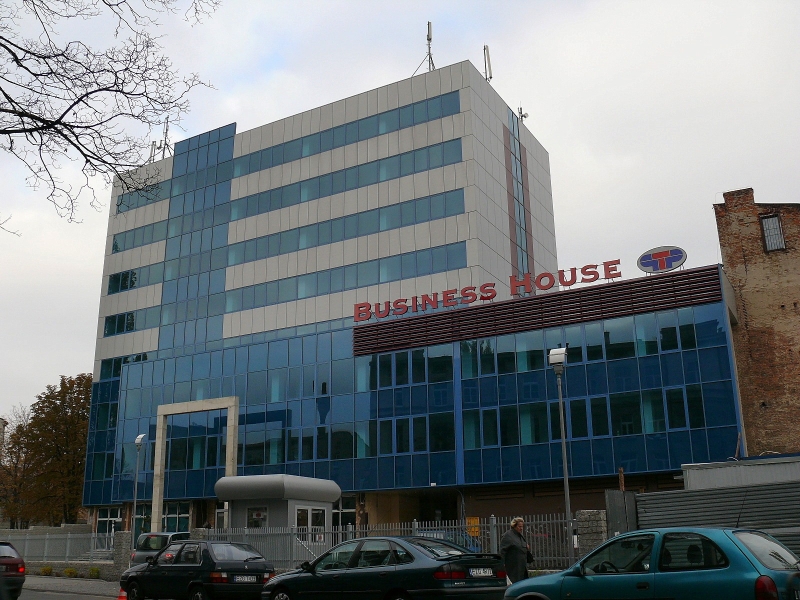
0;0;219;227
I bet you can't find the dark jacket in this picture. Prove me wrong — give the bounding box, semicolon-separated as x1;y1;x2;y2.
499;528;529;583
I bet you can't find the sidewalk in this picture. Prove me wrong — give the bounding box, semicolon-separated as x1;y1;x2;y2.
24;575;121;596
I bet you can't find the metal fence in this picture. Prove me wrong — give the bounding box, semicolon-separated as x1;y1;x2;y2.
0;532;114;562
209;513;572;571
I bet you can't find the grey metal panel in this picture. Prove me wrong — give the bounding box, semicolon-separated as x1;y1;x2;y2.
605;490;638;536
683;457;800;490
636;482;800;532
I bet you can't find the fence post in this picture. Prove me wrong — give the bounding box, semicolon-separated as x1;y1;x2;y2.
23;533;29;560
289;528;295;568
412;519;418;537
489;515;498;555
43;533;49;562
65;533;71;561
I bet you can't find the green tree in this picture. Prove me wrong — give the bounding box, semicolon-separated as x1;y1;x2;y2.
25;374;92;525
0;405;37;528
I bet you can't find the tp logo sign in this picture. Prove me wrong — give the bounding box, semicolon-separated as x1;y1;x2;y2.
637;246;687;273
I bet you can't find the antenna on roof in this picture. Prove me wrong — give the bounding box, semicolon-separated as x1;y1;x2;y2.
483;45;493;82
413;21;436;76
147;118;173;163
518;106;528;123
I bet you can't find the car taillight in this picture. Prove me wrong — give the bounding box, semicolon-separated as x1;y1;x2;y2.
497;570;506;579
209;571;229;583
17;564;24;574
263;572;273;583
130;552;135;561
755;576;779;600
433;565;467;580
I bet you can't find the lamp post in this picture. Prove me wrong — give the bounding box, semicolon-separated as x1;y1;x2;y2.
548;347;574;565
132;433;146;556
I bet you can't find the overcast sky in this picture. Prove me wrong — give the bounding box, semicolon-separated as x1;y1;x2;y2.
1;0;798;417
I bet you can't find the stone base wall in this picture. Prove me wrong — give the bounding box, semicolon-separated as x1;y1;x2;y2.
576;510;607;557
26;560;118;581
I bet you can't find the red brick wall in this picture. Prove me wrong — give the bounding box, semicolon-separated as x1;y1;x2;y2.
714;188;800;455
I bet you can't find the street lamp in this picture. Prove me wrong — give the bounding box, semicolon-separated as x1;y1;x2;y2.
548;347;575;565
132;433;146;556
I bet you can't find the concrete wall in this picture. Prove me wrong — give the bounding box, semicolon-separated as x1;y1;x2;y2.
714;188;800;454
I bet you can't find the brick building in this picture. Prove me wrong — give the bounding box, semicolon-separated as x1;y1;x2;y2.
714;188;800;455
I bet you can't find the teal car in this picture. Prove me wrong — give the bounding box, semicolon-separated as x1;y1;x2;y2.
504;527;800;600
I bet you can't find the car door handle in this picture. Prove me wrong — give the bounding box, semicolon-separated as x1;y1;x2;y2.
636;582;649;590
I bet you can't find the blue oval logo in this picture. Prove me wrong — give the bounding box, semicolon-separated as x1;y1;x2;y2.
637;246;687;273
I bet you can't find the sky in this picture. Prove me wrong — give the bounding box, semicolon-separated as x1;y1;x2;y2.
1;0;799;418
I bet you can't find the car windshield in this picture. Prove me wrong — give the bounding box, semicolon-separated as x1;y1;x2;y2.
409;538;466;557
0;545;20;558
735;531;799;571
137;535;169;552
210;543;264;561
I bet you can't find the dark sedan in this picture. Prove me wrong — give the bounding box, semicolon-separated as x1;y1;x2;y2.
262;536;507;600
121;539;274;600
131;532;191;565
0;542;25;600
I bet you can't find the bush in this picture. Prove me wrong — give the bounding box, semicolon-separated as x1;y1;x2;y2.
39;566;53;576
88;567;100;579
63;568;78;578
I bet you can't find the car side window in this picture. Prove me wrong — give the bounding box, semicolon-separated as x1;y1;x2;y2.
157;543;184;565
176;543;201;565
392;542;415;564
583;534;655;575
355;540;394;568
315;541;360;571
659;533;729;571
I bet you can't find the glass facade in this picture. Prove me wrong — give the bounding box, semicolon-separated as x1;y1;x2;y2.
86;299;741;505
506;109;530;275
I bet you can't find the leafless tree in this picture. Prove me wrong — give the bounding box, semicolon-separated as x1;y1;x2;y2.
0;0;220;232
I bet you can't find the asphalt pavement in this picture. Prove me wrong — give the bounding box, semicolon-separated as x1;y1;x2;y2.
21;591;114;600
19;576;121;599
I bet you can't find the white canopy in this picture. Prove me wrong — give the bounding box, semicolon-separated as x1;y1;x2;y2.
214;474;341;503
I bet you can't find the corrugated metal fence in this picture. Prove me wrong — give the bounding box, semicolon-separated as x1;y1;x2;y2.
0;532;114;562
209;514;571;570
636;481;800;555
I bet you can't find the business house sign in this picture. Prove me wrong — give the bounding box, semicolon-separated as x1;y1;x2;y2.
354;259;622;322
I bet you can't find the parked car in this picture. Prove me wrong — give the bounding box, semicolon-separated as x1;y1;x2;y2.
504;527;800;600
131;532;191;564
121;539;274;600
418;528;484;553
0;542;25;600
262;536;507;600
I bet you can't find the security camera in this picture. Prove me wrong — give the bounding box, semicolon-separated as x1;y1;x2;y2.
548;347;567;366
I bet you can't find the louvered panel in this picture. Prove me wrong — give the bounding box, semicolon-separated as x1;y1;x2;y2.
353;265;723;356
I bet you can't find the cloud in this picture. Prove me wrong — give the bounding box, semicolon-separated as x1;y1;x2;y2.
1;0;799;415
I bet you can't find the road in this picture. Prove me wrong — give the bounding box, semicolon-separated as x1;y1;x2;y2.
21;592;113;600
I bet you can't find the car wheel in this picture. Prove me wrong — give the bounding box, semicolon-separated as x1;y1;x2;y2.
189;585;208;600
127;581;145;600
271;589;293;600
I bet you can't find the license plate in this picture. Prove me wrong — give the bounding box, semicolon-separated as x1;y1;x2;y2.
469;568;494;577
233;575;258;583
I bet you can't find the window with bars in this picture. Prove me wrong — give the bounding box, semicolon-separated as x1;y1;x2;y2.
761;215;785;251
